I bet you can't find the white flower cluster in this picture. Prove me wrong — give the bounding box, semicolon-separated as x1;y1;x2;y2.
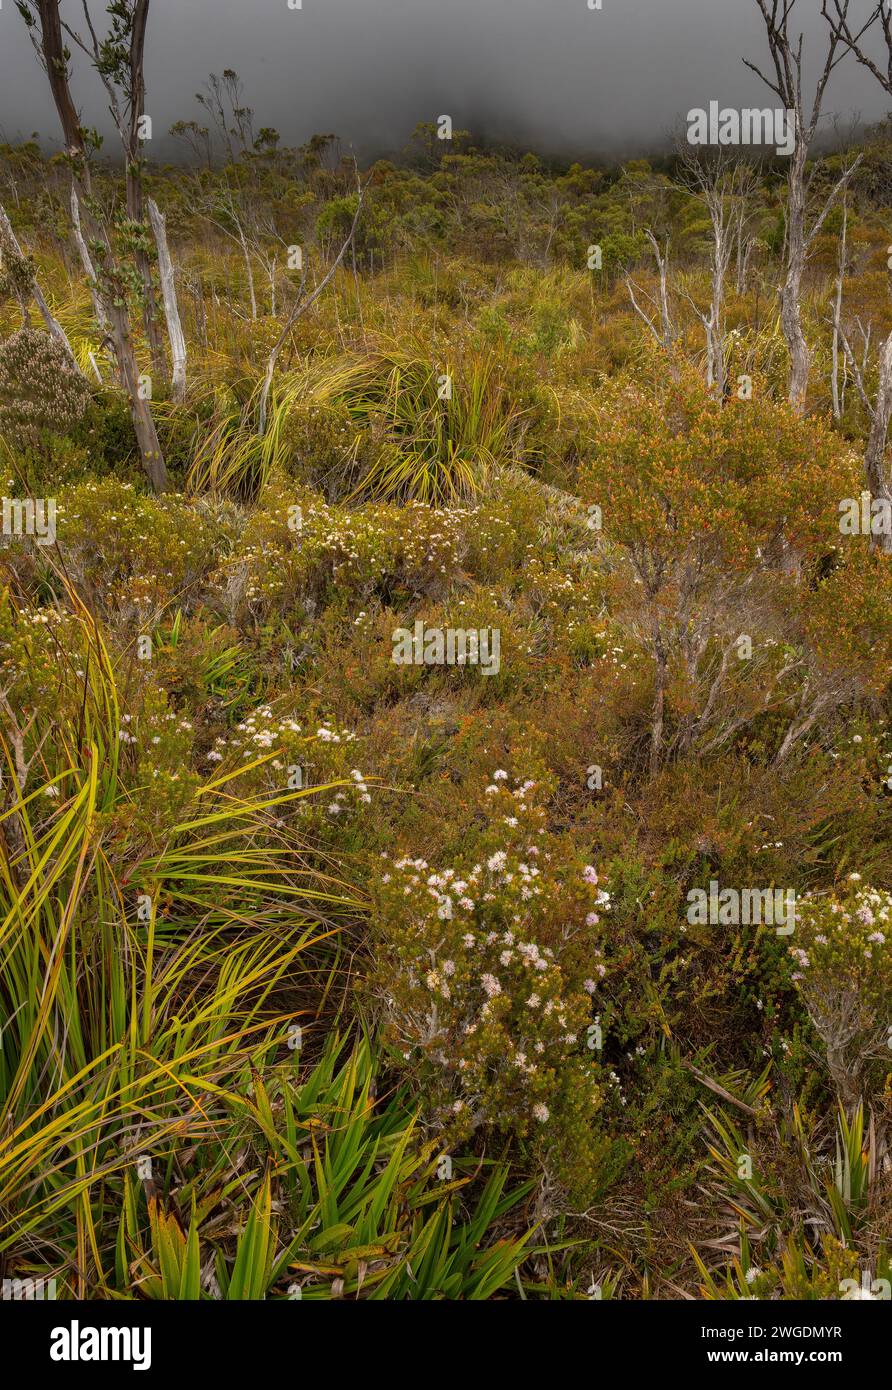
328;768;372;817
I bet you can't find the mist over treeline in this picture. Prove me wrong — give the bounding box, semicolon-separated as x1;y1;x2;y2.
2;110;885;181
1;0;890;166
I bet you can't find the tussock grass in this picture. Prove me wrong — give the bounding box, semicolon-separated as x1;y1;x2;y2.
182;343;526;504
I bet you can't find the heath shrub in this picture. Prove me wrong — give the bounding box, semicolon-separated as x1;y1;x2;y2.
369;769;612;1187
791;875;892;1107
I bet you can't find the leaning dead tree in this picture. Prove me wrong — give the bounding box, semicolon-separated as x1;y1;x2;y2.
257;175;367;435
745;0;861;414
0;203;83;372
68;184;109;341
17;1;168;491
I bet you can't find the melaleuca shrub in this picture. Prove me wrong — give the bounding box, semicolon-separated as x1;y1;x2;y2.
790;875;892;1107
281;400;362;498
213;476;468;622
368;770;612;1188
114;684;203;849
0;594;82;739
0;327;91;448
49;479;221;620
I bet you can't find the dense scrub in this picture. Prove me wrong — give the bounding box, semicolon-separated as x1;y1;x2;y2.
1;124;891;1301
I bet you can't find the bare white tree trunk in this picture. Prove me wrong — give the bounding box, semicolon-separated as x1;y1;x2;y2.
831;198;847;420
735;200;755;296
747;4;860;414
679;150;744;398
70;184;110;336
853;331;892;557
148;198;187;404
709;208;732;398
833;306;892;554
625;230;676;350
782;139;811;414
238;224;258;321
863;331;892;552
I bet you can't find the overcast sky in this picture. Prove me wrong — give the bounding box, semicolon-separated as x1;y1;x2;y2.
0;0;889;161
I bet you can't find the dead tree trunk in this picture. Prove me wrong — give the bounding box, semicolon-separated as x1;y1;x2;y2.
746;0;859;414
701;188;732;395
0;203;83;374
239;224;259;322
125;0;167;384
69;186;110;341
679;149;750;398
735;198;755;297
831;197;847;420
625;231;677;351
148;199;187;403
863;333;892;542
833;306;892;554
781;135;812;413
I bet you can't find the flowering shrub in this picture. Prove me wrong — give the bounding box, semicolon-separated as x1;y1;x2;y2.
213;477;469;620
45;479;223;621
115;685;204;844
0;595;104;749
369;769;612;1186
790;875;892;1107
281;400;364;499
0;327;91;448
204;707;358;786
